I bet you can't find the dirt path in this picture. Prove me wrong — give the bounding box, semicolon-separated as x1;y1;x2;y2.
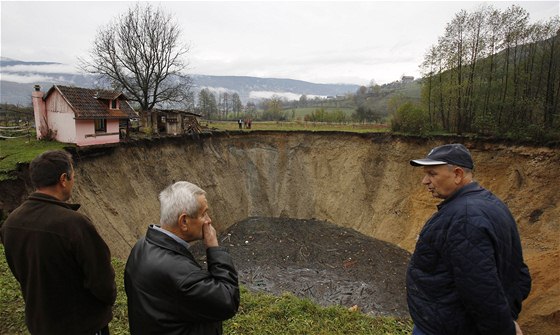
191;217;411;317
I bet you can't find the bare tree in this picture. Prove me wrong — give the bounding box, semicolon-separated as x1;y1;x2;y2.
221;92;230;118
80;3;191;118
499;5;529;124
198;89;218;120
232;93;243;118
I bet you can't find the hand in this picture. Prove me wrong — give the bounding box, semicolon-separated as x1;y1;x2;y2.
202;222;219;248
514;321;523;335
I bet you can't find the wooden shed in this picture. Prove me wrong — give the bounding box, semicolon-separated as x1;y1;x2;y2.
144;109;202;135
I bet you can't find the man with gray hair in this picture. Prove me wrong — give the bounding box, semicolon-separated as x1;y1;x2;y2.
124;181;240;335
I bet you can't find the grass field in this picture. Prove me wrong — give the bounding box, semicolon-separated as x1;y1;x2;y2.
0;244;413;335
284;106;357;119
0;137;70;181
206;120;390;133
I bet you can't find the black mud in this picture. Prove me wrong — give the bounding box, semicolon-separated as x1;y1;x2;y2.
191;217;411;317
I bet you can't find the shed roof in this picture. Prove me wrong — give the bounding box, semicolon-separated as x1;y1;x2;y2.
45;85;137;119
149;108;202;117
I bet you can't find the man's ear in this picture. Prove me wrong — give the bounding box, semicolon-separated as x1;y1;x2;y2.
59;173;68;185
453;167;465;183
178;213;189;232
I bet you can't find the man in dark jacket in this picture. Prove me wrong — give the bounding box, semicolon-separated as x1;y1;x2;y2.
125;181;240;335
407;144;531;335
0;150;117;334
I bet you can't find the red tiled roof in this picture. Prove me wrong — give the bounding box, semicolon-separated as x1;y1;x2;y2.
45;85;137;119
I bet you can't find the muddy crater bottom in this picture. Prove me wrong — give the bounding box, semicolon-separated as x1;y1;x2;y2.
191;217;411;317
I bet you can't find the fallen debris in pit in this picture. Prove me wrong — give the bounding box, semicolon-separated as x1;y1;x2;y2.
191;217;411;317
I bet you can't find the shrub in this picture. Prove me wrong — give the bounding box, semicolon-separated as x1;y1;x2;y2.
390;102;430;134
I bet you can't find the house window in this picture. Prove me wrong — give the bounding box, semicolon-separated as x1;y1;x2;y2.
110;99;118;109
95;119;107;132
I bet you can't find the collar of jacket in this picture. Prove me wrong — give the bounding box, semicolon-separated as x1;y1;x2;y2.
436;181;481;211
28;192;81;211
145;225;194;259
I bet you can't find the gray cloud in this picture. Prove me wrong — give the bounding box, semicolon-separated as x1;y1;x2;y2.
2;1;557;85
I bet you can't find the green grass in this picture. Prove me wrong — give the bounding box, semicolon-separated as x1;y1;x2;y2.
227;289;412;335
0;244;27;334
1;244;412;335
207;120;390;133
285;107;357;119
0;137;70;181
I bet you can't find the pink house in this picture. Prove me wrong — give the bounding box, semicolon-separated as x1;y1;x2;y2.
32;84;138;146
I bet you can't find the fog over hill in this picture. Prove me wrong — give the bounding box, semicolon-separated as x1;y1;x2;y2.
0;58;360;106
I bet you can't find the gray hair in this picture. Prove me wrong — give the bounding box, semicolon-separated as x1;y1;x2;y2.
159;181;206;227
446;164;474;175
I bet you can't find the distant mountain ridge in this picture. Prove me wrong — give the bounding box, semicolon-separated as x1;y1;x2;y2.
193;74;359;96
0;58;361;106
0;57;61;67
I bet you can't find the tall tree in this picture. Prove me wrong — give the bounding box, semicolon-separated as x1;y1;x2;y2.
245;101;257;118
542;17;560;129
463;6;488;130
420;4;558;139
420;45;438;128
354;86;368;106
261;96;285;121
299;94;308;108
443;9;468;133
482;8;504;121
231;93;243;117
198;89;211;119
81;3;191;113
198;89;218;120
499;5;529;126
221;92;231;118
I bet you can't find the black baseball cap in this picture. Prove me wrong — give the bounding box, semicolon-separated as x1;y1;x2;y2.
410;143;474;169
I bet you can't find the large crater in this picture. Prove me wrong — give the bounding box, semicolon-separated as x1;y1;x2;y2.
2;132;558;333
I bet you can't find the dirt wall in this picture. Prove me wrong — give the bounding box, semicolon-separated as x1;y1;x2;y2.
2;132;558;333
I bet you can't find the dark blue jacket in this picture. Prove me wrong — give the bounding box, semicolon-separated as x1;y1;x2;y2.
407;182;531;335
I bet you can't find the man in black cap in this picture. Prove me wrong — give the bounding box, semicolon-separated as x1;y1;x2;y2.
407;143;531;335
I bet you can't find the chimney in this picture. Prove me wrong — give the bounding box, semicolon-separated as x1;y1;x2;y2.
32;84;47;139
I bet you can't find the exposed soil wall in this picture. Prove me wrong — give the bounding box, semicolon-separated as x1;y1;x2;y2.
1;132;558;334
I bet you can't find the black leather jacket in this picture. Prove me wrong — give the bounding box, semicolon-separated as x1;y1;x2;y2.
124;226;240;335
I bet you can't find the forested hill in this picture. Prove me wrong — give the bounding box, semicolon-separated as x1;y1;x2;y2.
413;6;559;140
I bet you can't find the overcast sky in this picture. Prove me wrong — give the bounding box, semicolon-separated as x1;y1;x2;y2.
1;1;558;86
